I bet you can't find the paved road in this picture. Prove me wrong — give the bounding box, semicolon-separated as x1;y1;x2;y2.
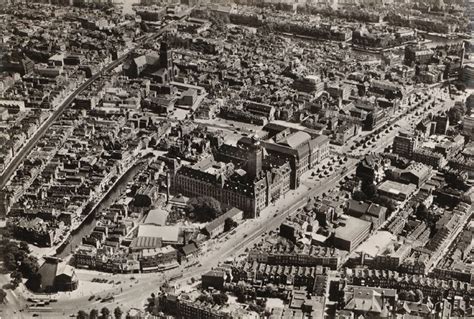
2;60;467;318
0;23;174;191
0;55;129;190
0;24;178;318
8;87;456;318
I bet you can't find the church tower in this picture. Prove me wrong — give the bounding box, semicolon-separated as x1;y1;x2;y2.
159;42;172;68
159;41;174;82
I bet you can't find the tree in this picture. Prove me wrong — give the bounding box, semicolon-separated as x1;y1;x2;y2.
10;270;22;288
361;180;377;199
224;218;237;232
352;190;367;201
0;289;6;303
77;310;89;319
212;292;228;305
445;170;469;191
447;103;466;123
236;292;247;303
186;196;222;222
455;83;466;91
19;241;30;253
196;294;213;304
372;195;397;214
3;252;17;270
89;309;99;319
113;307;123;319
19;255;39;278
248;302;265;314
415;203;429;221
100;307;110;319
235;284;247;303
256;298;267;308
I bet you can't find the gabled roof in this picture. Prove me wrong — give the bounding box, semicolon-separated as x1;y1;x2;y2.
347;199;370;216
402;162;430;180
133;55;147;67
367;204;387;218
38;259;58;289
137;225;180;243
345;294;382;313
181;243;199;256
145;53;160;65
56;263;75;278
144;207;169;226
279;131;311;149
130;236;162;249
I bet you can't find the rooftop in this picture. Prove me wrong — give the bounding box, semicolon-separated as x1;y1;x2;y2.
334;215;371;241
144;207;170;226
137;225;180;243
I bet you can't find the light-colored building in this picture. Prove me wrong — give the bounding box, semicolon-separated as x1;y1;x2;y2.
334;215;371;252
377;180;417;201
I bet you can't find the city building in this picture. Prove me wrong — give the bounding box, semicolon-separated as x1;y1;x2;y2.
333;215;371;252
393;132;417;158
29;257;78;292
203;207;244;238
239;125;330;188
171;138;293;218
345;200;387;229
341;285;397;318
377;180;417;201
248;244;341;270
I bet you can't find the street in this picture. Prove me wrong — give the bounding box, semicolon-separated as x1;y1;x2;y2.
0;85;469;318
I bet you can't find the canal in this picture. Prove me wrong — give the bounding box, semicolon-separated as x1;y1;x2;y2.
55;161;145;258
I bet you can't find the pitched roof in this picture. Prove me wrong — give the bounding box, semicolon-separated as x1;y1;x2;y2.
402;162;430;180
181;243;199;256
279;131;311;149
137;225;180;243
367;204;387;218
347;199;370;217
204;208;243;233
345;294;382;313
56;263;75;278
145;52;160;65
130;236;162;249
133;55;147;67
144;208;169;226
38;259;58;290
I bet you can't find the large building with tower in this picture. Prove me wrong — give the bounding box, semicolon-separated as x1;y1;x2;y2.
124;41;178;84
170;125;330;217
170;137;292;218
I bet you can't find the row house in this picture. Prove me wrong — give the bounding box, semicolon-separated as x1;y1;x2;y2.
232;261;320;291
343;268;471;300
248;244;340;270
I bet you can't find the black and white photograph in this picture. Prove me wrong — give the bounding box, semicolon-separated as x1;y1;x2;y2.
0;0;473;317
